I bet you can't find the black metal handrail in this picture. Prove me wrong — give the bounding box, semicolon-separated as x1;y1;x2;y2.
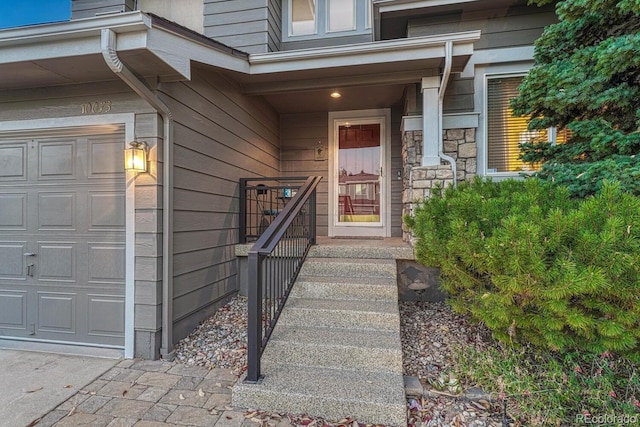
245;175;322;383
239;176;310;243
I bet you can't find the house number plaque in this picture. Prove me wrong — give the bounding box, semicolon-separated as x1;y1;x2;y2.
81;100;112;114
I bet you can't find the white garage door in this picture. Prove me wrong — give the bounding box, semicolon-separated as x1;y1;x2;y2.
0;128;126;348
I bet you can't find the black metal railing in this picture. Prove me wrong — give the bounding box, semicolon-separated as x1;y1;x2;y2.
239;176;311;243
244;175;322;383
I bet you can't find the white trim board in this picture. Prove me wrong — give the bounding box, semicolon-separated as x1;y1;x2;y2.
401;112;479;132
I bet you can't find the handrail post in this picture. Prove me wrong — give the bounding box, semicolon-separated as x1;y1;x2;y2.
309;188;317;245
239;178;247;244
246;251;262;383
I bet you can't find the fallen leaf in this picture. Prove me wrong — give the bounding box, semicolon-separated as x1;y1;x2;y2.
226;416;233;420
90;391;96;396
250;418;263;424
245;411;258;419
179;393;185;400
63;385;73;389
26;387;43;394
198;388;205;397
210;409;220;415
215;382;222;387
67;406;76;417
122;390;128;397
25;418;41;427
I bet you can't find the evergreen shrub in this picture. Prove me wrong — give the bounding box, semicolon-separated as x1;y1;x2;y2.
406;178;640;358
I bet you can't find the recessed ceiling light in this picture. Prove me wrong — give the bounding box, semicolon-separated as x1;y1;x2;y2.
330;91;341;98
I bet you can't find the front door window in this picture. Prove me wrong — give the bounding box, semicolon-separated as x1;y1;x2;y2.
337;123;380;223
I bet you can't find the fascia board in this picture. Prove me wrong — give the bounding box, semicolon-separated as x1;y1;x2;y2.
249;31;480;75
146;27;250;78
0;13;151;64
0;12;151;45
373;0;481;13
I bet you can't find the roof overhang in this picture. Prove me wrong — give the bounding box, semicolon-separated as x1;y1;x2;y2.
373;0;482;13
242;31;479;95
0;11;480;103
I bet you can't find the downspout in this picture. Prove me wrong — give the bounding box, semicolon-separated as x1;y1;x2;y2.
438;41;457;188
101;28;175;360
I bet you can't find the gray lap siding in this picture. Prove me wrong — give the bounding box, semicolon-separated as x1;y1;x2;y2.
159;68;280;342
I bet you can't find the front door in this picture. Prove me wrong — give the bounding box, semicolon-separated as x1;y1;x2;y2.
329;109;391;237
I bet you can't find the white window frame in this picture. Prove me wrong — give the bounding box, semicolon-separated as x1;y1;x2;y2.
477;66;562;179
283;0;372;41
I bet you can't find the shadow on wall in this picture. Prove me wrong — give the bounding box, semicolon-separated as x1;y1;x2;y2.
396;260;446;302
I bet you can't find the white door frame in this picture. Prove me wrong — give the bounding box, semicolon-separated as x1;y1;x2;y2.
0;114;136;358
328;108;391;237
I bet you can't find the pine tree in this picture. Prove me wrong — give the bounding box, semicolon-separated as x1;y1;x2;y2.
511;0;640;197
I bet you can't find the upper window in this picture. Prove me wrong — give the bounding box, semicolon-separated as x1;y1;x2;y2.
328;0;355;32
285;0;370;40
486;75;568;173
291;0;317;36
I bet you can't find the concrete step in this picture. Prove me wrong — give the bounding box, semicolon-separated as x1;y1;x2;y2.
300;258;397;279
262;325;402;373
277;297;400;331
290;275;397;301
232;364;407;426
308;243;414;260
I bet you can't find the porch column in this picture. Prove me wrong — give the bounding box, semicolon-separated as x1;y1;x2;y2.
421;76;441;166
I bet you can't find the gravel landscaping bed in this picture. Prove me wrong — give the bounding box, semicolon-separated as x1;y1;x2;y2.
175;296;505;426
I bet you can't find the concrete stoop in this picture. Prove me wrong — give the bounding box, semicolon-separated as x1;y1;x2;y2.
233;254;407;426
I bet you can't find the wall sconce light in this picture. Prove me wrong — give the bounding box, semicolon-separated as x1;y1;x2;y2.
124;140;148;173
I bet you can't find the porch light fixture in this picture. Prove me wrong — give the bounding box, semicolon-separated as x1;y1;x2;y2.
330;91;341;98
124;140;148;173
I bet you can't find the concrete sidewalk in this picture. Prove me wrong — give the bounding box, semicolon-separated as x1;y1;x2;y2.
0;349;119;427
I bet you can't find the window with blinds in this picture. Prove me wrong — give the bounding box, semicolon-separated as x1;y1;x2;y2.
487;76;546;173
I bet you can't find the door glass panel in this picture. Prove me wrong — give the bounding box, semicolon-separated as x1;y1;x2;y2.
338;123;380;223
291;0;316;35
328;0;354;32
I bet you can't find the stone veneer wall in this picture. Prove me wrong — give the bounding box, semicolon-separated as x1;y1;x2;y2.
402;128;477;242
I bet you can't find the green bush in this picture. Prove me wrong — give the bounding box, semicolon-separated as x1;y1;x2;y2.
406;178;640;357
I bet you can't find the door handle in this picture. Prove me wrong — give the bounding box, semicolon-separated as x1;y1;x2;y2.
24;253;37;257
27;263;34;277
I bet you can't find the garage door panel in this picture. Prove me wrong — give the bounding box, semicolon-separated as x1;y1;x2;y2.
38;292;76;334
38;140;76;180
38;192;76;230
0;194;27;230
37;242;76;282
88;243;125;284
88;138;125;178
0;290;27;330
0;143;27;181
89;191;125;230
0;242;26;279
88;295;125;337
0;130;125;348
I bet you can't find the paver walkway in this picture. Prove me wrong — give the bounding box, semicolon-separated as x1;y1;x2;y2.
36;359;292;427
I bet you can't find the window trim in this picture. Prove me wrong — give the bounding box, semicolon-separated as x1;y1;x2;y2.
283;0;372;42
481;70;560;178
